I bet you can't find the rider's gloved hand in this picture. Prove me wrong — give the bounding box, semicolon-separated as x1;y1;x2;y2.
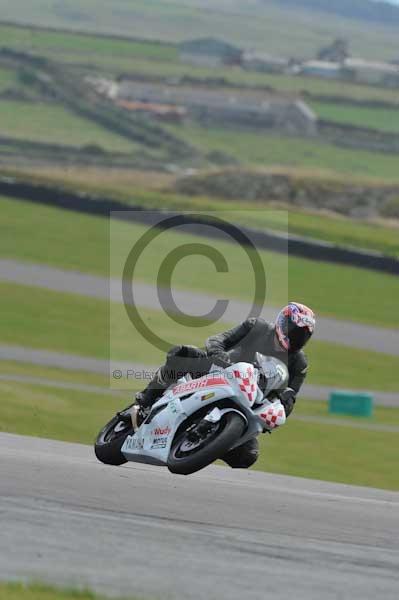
210;352;231;367
278;388;296;417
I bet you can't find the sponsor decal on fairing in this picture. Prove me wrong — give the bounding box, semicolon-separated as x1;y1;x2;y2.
172;376;228;396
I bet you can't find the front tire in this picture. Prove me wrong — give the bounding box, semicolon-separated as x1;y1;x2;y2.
94;410;134;466
167;412;245;475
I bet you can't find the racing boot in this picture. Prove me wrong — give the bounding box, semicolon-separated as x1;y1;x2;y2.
132;368;169;430
130;403;149;431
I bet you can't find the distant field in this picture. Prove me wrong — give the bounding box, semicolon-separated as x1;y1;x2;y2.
0;100;137;152
109;57;399;104
1;0;399;61
0;22;177;63
169;123;399;180
0;66;16;91
1;22;398;105
1;195;398;327
311;101;399;133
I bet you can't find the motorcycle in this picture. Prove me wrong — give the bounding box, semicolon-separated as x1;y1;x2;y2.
94;353;288;475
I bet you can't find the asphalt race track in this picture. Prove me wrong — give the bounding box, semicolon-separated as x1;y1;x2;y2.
1;433;398;600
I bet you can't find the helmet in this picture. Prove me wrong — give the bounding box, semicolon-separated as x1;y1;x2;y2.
275;302;315;352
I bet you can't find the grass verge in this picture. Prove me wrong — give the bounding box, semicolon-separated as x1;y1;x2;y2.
257;419;399;490
1;196;398;328
0;360;109;387
0;582;140;600
0;379;126;444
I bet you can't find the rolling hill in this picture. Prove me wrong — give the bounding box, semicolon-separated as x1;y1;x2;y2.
0;0;398;60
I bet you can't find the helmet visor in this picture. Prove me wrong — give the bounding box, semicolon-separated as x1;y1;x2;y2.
288;324;312;352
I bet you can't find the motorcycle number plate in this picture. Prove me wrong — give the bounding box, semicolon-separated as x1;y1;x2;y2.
124;435;144;451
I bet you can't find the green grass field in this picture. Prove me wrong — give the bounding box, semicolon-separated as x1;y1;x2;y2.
0;22;177;62
0;362;398;490
1;196;398;328
310;101;399;134
0;100;136;152
256;418;399;490
1;281;399;392
0;377;124;444
0;582;138;600
121;185;399;258
12;168;399;257
0;360;109;387
287;210;399;257
169;123;399;180
0;66;17;91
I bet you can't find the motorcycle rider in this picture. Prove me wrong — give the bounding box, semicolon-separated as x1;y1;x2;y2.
134;302;315;468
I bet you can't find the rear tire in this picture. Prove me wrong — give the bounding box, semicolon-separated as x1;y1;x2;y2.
167;412;245;475
94;411;134;466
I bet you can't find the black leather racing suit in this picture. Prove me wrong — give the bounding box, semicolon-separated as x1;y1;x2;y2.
206;317;308;398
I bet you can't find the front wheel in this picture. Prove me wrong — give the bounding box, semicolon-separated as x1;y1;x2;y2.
94;408;134;466
167;412;245;475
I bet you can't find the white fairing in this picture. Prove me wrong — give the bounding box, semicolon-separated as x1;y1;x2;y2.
121;356;289;466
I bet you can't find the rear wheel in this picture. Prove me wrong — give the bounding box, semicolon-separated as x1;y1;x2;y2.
167;412;245;475
94;408;134;466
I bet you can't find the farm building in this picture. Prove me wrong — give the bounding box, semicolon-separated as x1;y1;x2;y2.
343;58;399;87
242;51;290;74
85;76;119;100
300;60;342;79
178;37;243;68
117;81;317;136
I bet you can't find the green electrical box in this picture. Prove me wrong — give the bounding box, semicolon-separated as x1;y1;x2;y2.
329;390;373;418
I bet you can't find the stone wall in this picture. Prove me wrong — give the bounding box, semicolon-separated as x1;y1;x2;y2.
175;169;399;219
320;121;399;155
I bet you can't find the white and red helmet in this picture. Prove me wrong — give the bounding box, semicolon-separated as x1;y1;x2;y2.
275;302;315;352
